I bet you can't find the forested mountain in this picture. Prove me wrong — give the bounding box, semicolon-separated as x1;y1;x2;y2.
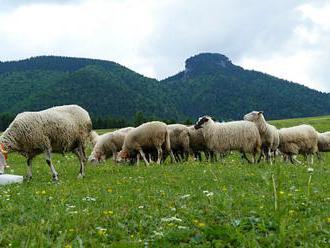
0;53;329;129
163;53;330;120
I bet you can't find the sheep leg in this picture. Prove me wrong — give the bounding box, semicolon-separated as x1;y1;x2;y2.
267;148;272;165
156;147;162;164
45;151;59;181
138;149;149;165
25;158;33;180
74;146;85;178
112;151;118;162
241;152;253;164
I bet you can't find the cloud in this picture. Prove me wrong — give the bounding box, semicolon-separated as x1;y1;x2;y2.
0;0;329;92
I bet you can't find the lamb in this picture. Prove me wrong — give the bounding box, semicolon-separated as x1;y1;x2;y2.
0;105;93;180
88;127;134;164
243;111;280;164
194;116;261;163
167;124;190;162
116;121;175;165
278;125;318;165
187;126;215;162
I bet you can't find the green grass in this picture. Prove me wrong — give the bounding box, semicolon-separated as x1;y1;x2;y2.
1;116;330;247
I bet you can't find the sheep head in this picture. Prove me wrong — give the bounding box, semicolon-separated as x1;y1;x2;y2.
88;151;105;165
243;111;264;122
116;149;130;163
194;116;213;129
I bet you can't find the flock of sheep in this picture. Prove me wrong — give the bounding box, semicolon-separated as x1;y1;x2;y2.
0;105;329;181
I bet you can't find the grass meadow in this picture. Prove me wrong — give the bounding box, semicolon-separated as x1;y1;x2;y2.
0;116;329;247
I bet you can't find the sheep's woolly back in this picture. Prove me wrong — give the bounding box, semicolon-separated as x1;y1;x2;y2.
188;126;208;152
200;118;261;153
278;125;318;155
167;124;190;151
0;105;92;157
90;127;134;160
122;121;168;154
317;131;330;152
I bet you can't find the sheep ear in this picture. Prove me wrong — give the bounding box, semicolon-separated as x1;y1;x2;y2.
258;111;264;115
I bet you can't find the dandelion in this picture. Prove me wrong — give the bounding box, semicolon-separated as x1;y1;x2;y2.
103;210;114;216
197;222;206;228
279;191;285;195
107;188;113;193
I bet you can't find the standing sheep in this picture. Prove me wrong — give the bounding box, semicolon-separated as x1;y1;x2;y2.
88;127;134;164
187;126;215;162
316;131;330;160
0;105;93;180
116;121;175;165
167;124;190;162
278;125;318;165
244;111;279;164
194;116;261;163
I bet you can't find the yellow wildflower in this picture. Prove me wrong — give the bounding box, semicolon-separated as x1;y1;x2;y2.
107;188;113;193
197;222;206;228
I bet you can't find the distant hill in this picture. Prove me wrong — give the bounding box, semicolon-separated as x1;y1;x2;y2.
0;53;329;128
163;53;330;120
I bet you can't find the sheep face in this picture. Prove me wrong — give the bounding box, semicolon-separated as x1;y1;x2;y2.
194;116;211;129
244;111;263;122
88;152;105;165
116;150;130;163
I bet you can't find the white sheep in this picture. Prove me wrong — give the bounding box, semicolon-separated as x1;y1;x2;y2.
167;124;190;162
187;126;215;162
278;125;318;165
244;111;280;164
316;131;330;159
116;121;175;165
88;127;134;163
194;116;261;163
0;105;93;180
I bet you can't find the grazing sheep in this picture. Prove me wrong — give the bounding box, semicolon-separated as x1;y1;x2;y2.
244;111;280;164
187;126;215;162
316;131;330;159
117;121;175;165
0;105;93;180
167;124;190;162
88;127;134;164
278;125;318;165
194;116;261;163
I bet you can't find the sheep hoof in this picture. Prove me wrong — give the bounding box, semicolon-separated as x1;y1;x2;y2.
52;175;59;182
24;175;32;181
77;173;85;179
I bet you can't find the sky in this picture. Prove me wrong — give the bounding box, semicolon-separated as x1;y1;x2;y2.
0;0;329;92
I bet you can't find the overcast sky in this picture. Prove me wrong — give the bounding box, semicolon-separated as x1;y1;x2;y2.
0;0;329;92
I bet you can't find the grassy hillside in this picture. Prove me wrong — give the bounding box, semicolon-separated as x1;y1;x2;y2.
0;116;329;247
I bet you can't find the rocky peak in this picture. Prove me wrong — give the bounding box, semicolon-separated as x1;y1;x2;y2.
183;53;237;79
